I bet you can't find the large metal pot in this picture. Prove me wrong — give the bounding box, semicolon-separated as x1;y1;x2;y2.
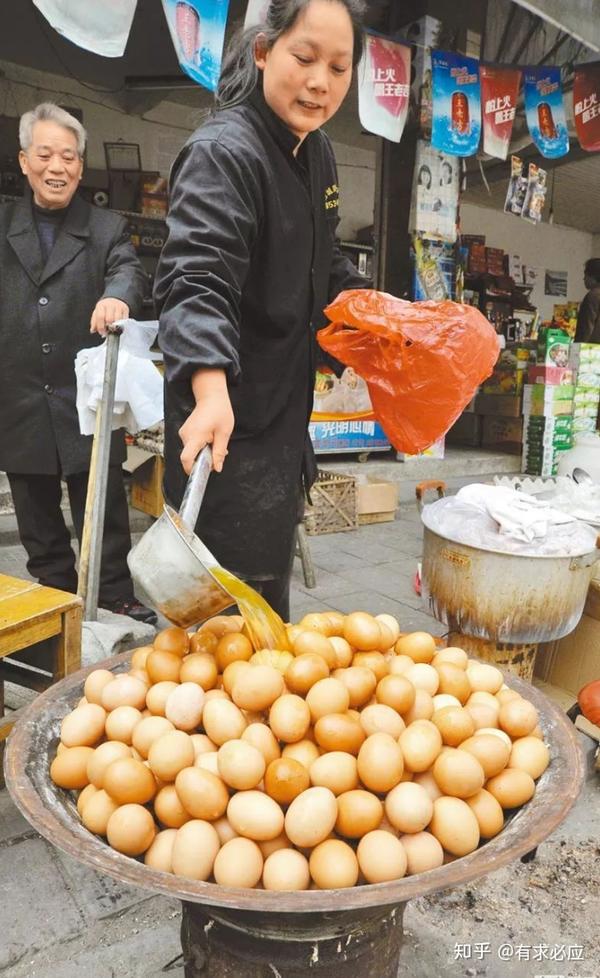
420;519;600;643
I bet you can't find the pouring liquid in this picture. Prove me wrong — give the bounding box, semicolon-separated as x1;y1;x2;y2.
211;567;290;651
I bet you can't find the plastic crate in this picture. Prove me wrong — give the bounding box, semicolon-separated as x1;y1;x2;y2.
304;470;358;535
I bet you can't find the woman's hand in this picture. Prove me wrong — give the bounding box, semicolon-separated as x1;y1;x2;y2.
90;297;129;335
179;369;234;475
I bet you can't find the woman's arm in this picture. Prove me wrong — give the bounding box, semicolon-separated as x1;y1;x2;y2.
178;368;234;474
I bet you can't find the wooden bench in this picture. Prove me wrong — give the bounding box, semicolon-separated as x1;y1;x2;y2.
0;574;82;781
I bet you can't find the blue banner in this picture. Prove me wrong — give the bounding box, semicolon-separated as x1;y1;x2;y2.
162;0;229;92
309;420;390;454
523;66;569;158
431;51;481;157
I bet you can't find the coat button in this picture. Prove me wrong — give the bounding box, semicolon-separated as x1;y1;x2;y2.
41;343;52;354
39;296;49;305
44;383;53;394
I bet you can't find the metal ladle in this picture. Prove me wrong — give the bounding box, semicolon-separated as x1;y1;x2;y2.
572;466;594;486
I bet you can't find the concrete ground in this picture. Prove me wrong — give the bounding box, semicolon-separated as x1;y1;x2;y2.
1;453;598;978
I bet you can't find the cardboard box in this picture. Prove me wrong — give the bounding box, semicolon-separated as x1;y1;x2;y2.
356;479;399;524
527;365;574;386
534;582;600;696
537;328;571;368
474;393;522;417
130;455;165;519
482;416;523;453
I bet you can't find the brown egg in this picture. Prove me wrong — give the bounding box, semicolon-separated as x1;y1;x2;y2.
395;632;436;663
377;621;396;652
87;741;132;788
309;839;359;889
146;650;182;685
324;611;346;636
103;757;157;805
404;663;439;697
200;614;244;638
498;699;539;738
466;703;499;731
328;636;353;668
202;699;247;745
375;613;400;644
264;757;310;805
282;739;320;770
60;703;106;748
376;674;415;714
213;815;238;845
336;789;383;838
263;848;310;891
171;820;220;879
357;733;404;793
343;612;382;652
131;716;175;759
466;789;504;838
399;719;442;772
357;830;407;883
269;694;311;743
402;689;434;724
50;746;94;789
388;654;416;676
508;736;550;779
129;668;151;686
165;683;205;732
306;678;350;722
466;661;503;694
218;740;266;790
429;796;480;856
189;629;218;656
334;666;377;708
220;660;249;695
147;730;195;781
385;781;433;833
154;626;190;657
77;782;98;815
215;631;254;672
146;681;179;717
412;770;443;802
352;651;388;681
179;652;218;690
496;688;522;706
101;675;148;713
213;837;264;888
432;647;468;670
474;727;512;749
432;748;485;799
131;646;154;671
400;831;444;874
231;665;284;712
285;653;330;695
314;713;365;755
486;769;536;808
144;828;177;873
81;789;119;835
195;752;220;775
242;723;281;765
292;630;336;667
360;703;405;739
175;766;229;820
431;706;475;747
309;751;358;795
435;664;471;704
154;784;191;828
104;706;143;744
189;733;217;758
298;612;333;635
228;790;285;841
468;691;500;715
106;804;156;856
83;669;115;706
284;786;338;847
458;733;510;778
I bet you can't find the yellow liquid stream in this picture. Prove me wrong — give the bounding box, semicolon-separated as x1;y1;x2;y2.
212;567;290;652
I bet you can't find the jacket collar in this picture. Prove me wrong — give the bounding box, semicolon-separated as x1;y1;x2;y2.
246;87;316;159
7;190;91;286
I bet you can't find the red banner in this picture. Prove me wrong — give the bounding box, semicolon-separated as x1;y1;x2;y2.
574;62;600;151
480;65;521;160
358;32;411;143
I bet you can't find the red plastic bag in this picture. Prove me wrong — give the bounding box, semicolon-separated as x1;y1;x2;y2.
318;290;499;454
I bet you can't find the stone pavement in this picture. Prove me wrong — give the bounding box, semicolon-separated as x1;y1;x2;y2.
1;467;598;978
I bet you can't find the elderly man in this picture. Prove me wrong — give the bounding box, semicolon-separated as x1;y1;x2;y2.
575;258;600;343
0;102;155;623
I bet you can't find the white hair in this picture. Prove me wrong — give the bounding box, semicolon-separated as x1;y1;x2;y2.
19;102;86;156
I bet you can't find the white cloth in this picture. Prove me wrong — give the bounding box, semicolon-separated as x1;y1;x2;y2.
456;483;575;543
75;320;164;436
33;0;137;57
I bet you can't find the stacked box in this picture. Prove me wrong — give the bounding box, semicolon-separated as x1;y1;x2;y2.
570;342;600;435
483;347;531;395
537;327;571;368
522;383;574;417
522;416;574;476
527;365;574;386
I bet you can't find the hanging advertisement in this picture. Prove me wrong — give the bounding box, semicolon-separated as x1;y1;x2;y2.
310;366;389;454
523;66;569;158
411;234;456;302
409;140;459;243
358;32;411;143
431;51;481;157
161;0;229;92
573;62;600;152
480;64;521;160
243;0;270;28
32;0;137;57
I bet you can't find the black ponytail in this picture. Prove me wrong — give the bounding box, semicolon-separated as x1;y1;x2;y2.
216;0;366;110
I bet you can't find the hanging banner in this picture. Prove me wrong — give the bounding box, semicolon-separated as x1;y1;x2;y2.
573;62;600;152
358;32;411;143
161;0;229;92
480;65;521;160
243;0;270;29
523;66;569;158
310;366;390;454
409;139;459;242
32;0;137;57
431;51;481;157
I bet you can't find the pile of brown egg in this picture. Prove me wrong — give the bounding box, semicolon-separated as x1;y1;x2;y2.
50;611;550;891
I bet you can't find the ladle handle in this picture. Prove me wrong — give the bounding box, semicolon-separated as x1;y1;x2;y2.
178;444;213;531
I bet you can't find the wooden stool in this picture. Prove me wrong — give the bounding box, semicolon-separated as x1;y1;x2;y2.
0;574;82;782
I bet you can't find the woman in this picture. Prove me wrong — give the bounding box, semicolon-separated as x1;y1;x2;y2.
154;0;367;621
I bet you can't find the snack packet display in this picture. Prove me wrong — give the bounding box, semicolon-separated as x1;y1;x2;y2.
521;163;547;224
503;156;528;216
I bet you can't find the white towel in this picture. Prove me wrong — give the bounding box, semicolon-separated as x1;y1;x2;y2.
456;484;575;543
